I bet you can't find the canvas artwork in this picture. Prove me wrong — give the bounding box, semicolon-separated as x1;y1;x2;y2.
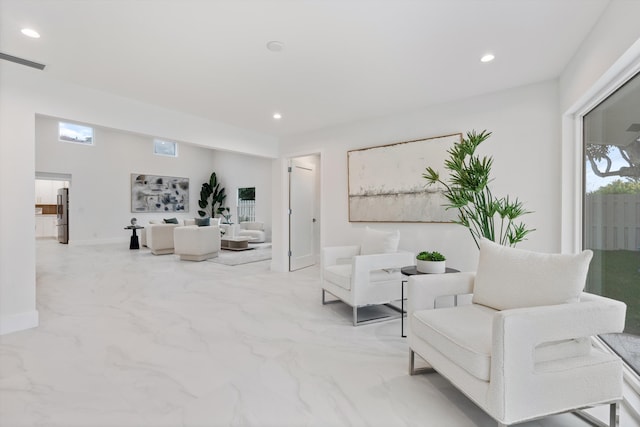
131;174;189;212
348;133;462;222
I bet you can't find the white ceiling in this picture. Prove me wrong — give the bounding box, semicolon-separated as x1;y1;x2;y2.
1;0;611;137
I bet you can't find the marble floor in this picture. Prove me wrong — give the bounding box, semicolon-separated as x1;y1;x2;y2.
0;240;604;426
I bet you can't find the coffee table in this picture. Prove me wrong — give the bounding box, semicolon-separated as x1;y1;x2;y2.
221;236;254;251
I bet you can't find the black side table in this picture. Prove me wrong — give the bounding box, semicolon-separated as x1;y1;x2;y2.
124;225;144;250
400;266;460;338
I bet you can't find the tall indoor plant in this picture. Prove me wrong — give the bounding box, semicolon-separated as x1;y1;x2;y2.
422;130;534;248
198;172;227;218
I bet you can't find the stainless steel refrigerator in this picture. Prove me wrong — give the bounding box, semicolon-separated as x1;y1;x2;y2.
56;188;69;244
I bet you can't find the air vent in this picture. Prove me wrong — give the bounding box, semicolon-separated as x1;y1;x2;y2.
0;52;46;70
626;123;640;132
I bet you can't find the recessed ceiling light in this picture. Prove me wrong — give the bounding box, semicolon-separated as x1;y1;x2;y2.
273;113;282;120
266;41;284;52
481;53;495;63
21;28;40;38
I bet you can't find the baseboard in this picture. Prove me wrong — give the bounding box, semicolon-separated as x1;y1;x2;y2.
0;310;39;335
70;237;128;246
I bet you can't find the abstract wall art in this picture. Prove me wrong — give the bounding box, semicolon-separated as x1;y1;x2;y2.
347;133;462;222
131;174;189;212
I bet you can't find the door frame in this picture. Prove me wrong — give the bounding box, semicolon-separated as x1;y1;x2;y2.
288;158;316;271
272;151;323;272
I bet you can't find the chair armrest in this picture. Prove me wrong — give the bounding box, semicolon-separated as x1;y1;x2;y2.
322;245;360;267
486;293;626;421
352;251;414;276
494;293;626;350
407;272;475;314
492;293;626;387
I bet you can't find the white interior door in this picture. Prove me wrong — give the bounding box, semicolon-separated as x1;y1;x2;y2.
289;159;315;271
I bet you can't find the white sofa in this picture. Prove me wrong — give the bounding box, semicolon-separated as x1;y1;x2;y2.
174;225;221;261
237;221;266;243
407;239;626;427
142;218;219;251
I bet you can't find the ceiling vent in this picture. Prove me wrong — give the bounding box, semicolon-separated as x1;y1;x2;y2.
626;123;640;132
0;52;46;70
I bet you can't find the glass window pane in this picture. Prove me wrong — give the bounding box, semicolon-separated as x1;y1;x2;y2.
59;122;94;145
583;71;640;374
153;139;178;157
237;187;256;222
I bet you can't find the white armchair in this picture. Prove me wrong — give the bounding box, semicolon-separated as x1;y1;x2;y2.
407;239;626;427
321;227;414;326
237;221;266;243
174;225;220;261
146;223;180;255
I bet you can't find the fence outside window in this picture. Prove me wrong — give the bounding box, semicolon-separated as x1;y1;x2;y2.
237;199;255;222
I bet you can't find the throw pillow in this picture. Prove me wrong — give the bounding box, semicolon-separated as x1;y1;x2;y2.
195;217;210;227
360;227;400;255
472;238;593;311
163;217;179;224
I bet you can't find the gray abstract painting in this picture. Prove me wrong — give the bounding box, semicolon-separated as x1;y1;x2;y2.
131;174;189;212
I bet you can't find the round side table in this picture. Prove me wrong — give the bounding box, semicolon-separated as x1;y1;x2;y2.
124;225;144;250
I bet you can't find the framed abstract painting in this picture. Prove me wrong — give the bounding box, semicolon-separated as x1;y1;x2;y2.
347;133;461;222
131;174;189;212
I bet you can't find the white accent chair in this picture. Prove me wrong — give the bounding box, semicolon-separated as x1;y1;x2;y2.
237;221;266;243
321;227;414;325
146;223;181;255
173;225;221;261
407;239;626;427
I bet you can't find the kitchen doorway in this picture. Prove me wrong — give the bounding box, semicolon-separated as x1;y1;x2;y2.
35;173;71;242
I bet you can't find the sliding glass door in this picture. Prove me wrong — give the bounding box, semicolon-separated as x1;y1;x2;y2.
583;71;640;374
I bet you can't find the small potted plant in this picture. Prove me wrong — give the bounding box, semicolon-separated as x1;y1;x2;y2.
416;251;446;274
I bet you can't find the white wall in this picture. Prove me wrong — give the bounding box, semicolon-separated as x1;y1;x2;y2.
210;150;273;241
559;0;640;113
0;63;276;335
0;66;38;335
276;81;561;272
36;115;219;243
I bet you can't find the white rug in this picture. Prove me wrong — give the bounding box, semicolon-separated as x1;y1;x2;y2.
208;244;272;266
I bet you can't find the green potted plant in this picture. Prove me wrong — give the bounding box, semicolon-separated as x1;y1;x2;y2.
218;206;232;224
198;172;226;219
416;251;446;273
422;130;534;248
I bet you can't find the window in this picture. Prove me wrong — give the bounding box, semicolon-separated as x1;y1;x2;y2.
153;139;178;157
583;71;640;374
237;187;255;222
58;122;93;145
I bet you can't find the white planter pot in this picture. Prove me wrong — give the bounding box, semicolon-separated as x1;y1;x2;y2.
416;260;446;274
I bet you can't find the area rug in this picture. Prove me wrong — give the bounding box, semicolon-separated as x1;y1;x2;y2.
208;244;271;266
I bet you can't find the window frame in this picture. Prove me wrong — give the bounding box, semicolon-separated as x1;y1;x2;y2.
564;44;640;389
58;121;94;146
153;139;178;158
